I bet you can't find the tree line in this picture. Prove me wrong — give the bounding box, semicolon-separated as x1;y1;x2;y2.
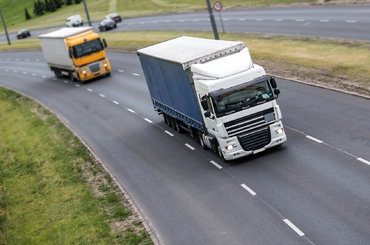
25;0;82;20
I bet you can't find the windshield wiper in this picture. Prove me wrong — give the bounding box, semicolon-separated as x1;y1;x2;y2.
225;110;236;115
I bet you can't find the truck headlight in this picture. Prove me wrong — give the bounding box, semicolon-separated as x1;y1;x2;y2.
225;144;237;150
275;128;284;134
82;70;86;74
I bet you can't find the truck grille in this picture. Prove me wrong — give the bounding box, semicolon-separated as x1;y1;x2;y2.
87;62;101;73
224;108;275;151
237;126;271;151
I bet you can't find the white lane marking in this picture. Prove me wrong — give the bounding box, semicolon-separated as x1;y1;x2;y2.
256;18;263;21
357;158;370;166
165;20;170;23
275;18;283;21
13;70;18;73
144;118;153;123
178;19;185;22
306;135;323;143
303;22;311;26
210;160;223;170
5;69;8;72
165;130;174;136
127;108;135;113
42;75;47;78
296;19;305;22
87;88;93;92
239;18;245;21
128;23;133;25
112;100;119;105
75;84;80;87
64;80;69;84
22;71;27;74
32;73;37;76
25;59;30;61
52;78;57;81
283;219;305;237
185;143;195;150
192;19;199;22
35;59;40;62
132;73;140;76
346;20;357;23
139;21;145;24
223;18;229;21
241;184;256;196
118;69;125;73
99;93;106;98
15;58;20;61
152;21;158;24
320;19;329;22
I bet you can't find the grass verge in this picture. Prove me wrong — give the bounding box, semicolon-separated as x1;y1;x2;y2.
2;30;369;97
0;87;153;244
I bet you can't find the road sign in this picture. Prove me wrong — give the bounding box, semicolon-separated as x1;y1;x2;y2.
213;1;223;12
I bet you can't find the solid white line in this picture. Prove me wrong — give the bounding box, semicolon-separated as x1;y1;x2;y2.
99;93;106;98
241;184;256;196
127;108;135;113
132;73;140;76
283;219;305;237
185;143;195;150
87;88;93;92
320;19;329;22
306;135;323;143
357;158;370;166
164;130;174;136
144;118;152;123
210;160;223;170
75;84;80;87
346;20;357;23
64;80;68;84
112;100;119;105
118;69;125;73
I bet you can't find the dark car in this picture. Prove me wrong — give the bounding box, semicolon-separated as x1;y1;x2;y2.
106;13;122;23
98;19;117;32
17;29;31;39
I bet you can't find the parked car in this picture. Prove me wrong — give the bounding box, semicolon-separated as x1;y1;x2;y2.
98;19;117;32
17;29;31;39
66;15;83;27
106;13;121;23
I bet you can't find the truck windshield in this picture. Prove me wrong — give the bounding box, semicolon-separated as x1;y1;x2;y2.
73;39;103;58
211;80;274;117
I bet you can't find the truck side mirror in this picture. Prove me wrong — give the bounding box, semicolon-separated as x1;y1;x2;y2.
274;89;280;98
270;77;277;89
102;38;107;48
68;47;73;58
200;97;209;111
204;111;211;118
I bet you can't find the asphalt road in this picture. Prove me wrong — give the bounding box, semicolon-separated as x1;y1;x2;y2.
1;6;370;42
0;51;369;245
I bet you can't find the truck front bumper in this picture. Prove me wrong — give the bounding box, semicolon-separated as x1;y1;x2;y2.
77;58;111;82
219;121;287;161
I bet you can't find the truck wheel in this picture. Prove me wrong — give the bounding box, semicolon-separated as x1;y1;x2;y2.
198;132;208;150
53;69;62;78
174;120;184;134
163;114;169;125
217;144;228;162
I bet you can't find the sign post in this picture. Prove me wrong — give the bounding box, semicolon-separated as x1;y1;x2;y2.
0;7;11;45
206;0;219;40
213;1;225;33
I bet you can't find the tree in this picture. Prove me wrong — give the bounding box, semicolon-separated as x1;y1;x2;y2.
44;0;50;12
65;0;72;5
54;0;64;8
25;8;32;20
49;0;57;12
74;0;82;4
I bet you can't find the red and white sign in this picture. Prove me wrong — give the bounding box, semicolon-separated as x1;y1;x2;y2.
213;1;223;12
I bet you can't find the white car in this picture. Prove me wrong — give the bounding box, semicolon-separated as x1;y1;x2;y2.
66;15;83;27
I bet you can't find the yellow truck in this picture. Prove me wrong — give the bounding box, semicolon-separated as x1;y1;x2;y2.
39;27;111;82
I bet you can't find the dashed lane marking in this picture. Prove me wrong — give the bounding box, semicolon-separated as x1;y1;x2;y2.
87;88;93;92
306;135;323;144
357;158;370;166
42;75;47;78
64;80;69;84
112;100;119;105
283;219;305;237
32;73;37;76
118;69;125;73
241;184;256;196
99;93;105;98
275;18;283;21
185;143;195;150
144;118;153;123
132;73;140;76
75;84;81;87
165;130;174;136
346;20;357;23
320;19;329;22
210;160;223;170
296;19;305;22
127;108;135;113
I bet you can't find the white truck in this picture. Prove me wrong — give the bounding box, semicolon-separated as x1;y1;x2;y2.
137;36;287;161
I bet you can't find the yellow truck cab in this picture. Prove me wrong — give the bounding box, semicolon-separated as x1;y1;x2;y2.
39;27;111;82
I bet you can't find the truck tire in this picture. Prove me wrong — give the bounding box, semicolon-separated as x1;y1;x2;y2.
163;114;169;125
198;132;208;150
217;143;228;162
53;69;62;78
69;71;75;81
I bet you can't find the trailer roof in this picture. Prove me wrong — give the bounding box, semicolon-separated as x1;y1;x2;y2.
137;36;244;70
39;27;92;39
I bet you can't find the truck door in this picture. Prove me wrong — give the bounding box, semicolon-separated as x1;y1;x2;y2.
199;94;218;135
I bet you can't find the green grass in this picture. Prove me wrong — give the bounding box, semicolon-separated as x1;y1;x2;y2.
0;87;153;244
0;0;315;32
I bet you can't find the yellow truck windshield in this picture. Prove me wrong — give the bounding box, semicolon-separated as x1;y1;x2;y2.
73;39;103;58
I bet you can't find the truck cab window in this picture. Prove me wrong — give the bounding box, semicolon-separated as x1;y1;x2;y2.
73;39;103;58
